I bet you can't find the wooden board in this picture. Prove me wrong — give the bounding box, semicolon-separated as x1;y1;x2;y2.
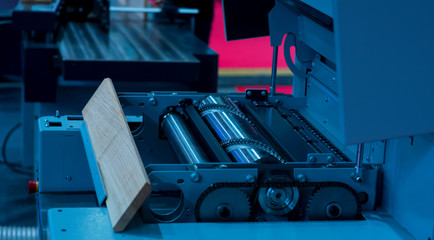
82;78;151;232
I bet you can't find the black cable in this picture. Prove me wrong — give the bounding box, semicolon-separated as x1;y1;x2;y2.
1;123;33;176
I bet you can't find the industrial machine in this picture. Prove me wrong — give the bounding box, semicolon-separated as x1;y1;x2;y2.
8;0;218;168
33;0;433;239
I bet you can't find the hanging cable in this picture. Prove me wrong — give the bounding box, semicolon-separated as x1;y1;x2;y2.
1;123;33;176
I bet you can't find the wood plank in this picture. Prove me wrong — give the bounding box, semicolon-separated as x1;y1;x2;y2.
82;78;151;232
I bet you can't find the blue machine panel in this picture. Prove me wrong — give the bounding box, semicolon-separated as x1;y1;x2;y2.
80;123;107;206
47;208;414;240
36;116;94;192
333;0;434;144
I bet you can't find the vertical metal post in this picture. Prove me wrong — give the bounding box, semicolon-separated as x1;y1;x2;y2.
354;143;364;182
190;16;196;33
270;46;279;95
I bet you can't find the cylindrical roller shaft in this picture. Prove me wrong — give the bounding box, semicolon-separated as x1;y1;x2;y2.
162;112;209;164
199;96;283;163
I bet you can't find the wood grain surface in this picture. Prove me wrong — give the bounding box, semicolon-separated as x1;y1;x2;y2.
82;78;151;232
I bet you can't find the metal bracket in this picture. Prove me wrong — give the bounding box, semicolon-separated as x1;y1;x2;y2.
245;89;268;102
306;153;339;164
80;123;107;206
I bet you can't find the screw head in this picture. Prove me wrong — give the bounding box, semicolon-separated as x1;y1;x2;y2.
149;98;157;106
65;176;72;181
190;172;200;182
247;91;252;96
261;91;267;96
297;174;306;182
193;100;199;107
327;156;334;162
245;174;256;183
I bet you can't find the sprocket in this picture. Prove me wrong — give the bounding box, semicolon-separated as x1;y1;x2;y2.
195;187;252;222
307;186;359;220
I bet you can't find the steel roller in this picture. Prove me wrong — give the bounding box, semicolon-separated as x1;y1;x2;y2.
199;95;282;163
161;112;209;164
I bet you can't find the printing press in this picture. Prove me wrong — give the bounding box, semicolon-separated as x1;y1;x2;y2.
33;0;434;239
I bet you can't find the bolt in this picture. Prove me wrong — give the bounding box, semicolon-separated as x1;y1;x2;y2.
65;176;72;181
216;204;232;219
190;172;200;182
323;119;327;124
245;174;256;183
355;176;362;183
325;97;329;102
247;91;252;96
149;98;157;106
193;100;199;107
297;174;306;183
275;99;282;105
219;164;228;169
308;156;316;162
45;123;49;127
55;110;60;118
261;90;267;96
44;119;48;122
332;77;336;84
327;156;334;162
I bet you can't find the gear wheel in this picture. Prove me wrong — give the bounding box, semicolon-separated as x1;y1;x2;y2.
307;186;359;220
196;187;251;222
258;186;299;216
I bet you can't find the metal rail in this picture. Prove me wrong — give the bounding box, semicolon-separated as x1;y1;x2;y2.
109;6;199;15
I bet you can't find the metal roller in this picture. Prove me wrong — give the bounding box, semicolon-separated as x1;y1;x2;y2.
161;112;209;164
198;95;283;163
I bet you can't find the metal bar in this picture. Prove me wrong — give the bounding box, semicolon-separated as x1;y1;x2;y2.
354;143;364;182
184;105;233;163
270;46;279;94
109;6;199;15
